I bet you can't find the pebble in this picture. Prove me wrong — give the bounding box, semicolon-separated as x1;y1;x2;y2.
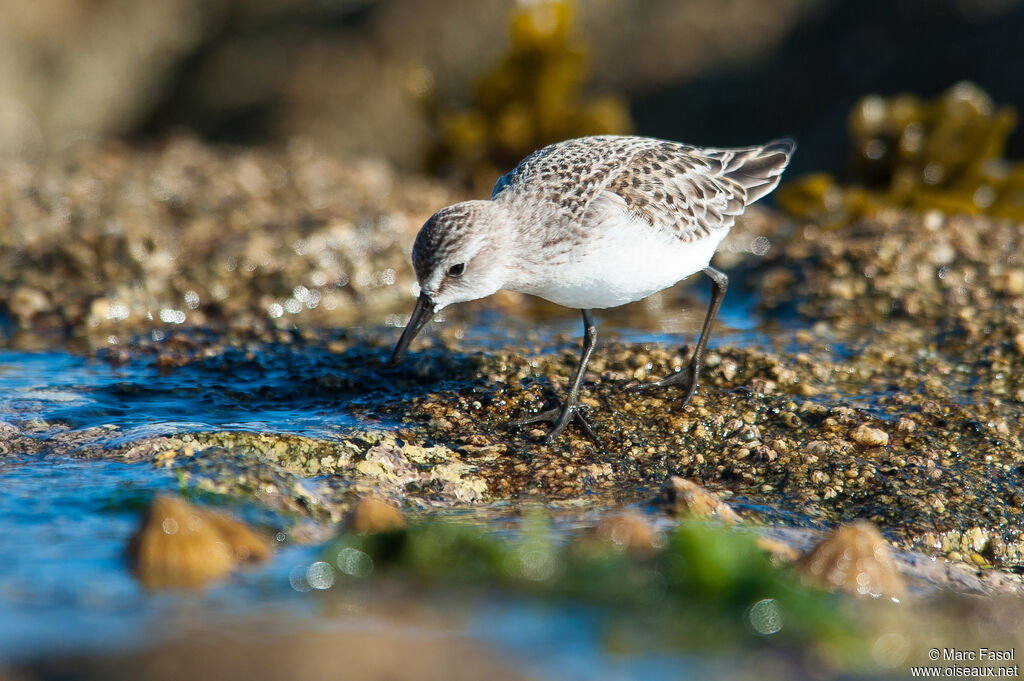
796;521;905;599
127;495;272;589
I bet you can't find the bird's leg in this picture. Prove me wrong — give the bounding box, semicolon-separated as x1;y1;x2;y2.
638;266;727;407
510;309;603;447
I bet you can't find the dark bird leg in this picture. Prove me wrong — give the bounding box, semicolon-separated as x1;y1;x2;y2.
640;266;727;407
511;309;603;447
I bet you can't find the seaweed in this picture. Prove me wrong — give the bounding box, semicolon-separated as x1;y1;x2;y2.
419;0;632;189
778;82;1024;225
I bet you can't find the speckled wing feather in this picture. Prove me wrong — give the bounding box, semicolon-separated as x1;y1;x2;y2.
593;138;795;243
492;136;795;244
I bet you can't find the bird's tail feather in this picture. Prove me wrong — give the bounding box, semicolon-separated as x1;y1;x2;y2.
724;138;796;205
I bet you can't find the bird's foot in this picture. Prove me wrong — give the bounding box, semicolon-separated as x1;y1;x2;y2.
627;365;699;407
509;402;603;448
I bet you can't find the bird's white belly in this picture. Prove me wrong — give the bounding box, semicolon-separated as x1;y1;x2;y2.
517;227;728;310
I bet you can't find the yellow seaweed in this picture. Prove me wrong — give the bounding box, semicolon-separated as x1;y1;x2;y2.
778;82;1024;226
419;0;631;190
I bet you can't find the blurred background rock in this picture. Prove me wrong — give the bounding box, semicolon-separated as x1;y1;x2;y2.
3;0;1023;179
3;0;1024;335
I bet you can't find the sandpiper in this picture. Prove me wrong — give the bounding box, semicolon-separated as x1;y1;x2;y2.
389;135;795;445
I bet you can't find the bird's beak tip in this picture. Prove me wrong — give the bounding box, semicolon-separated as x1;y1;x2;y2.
387;292;435;368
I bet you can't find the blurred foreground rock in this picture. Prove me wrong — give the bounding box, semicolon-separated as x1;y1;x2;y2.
127;495;272;589
12;624;531;681
797;521;905;599
590;511;661;555
347;496;406;534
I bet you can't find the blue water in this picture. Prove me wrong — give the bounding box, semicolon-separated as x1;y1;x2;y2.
0;279;831;678
0;453;334;661
0;457;158;658
0;349;366;441
0;453;713;679
0;345;717;676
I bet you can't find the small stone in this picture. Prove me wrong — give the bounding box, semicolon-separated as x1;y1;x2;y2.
592;511;660;555
849;424;889;447
346;497;405;534
1014;333;1024;356
796;521;905;598
720;359;738;382
797;383;818;397
963;526;989;553
747;377;776;395
895;417;917;433
1003;269;1024;295
805;440;831;456
968;552;990;567
780;411;802;428
658;476;740;523
10;286;52;326
753;444;777;462
127;495;272;589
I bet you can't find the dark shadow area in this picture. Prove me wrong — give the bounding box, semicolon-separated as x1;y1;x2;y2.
632;0;1024;176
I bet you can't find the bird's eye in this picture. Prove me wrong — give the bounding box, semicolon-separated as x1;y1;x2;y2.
447;263;465;277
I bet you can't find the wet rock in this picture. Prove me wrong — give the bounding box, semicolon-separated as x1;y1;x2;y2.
13;325;1023;573
347;497;405;535
153;444;343;523
127;495;272;589
0;420;42;457
658;477;740;523
796;521;905;599
849;424;889;447
756;204;1024;357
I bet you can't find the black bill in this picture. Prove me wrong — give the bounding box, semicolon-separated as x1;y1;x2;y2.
387;292;435;366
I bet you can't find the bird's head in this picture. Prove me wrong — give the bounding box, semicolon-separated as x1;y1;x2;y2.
389;200;511;365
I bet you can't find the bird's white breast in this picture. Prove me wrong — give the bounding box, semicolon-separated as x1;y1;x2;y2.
510;218;728;310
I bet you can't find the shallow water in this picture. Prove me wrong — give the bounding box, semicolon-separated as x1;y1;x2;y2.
0;295;757;676
0;453;714;680
2;283;1021;681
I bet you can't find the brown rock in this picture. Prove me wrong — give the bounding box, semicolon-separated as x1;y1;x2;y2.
658;476;740;523
9;286;51;326
346;497;405;534
127;495;272;589
592;511;661;555
796;521;905;598
1014;332;1024;355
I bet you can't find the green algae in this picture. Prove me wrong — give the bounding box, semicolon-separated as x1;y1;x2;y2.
141;430;489;521
778;82;1024;225
327;515;861;655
